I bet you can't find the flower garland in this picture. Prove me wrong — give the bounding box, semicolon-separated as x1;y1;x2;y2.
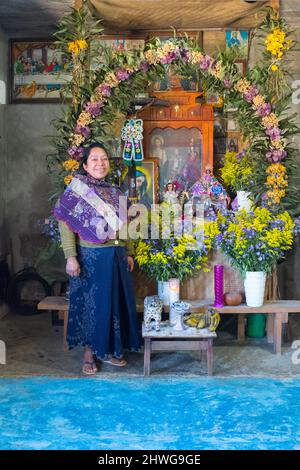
50;3;297;214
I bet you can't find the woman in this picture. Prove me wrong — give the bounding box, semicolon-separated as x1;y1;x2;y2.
53;143;140;374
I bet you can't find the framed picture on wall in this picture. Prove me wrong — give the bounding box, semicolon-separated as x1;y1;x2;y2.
120;159;159;207
9;39;72;103
234;59;247;76
226;30;249;59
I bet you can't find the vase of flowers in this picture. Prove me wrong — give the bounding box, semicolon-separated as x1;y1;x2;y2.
210;207;295;307
135;221;214;305
220;150;254;211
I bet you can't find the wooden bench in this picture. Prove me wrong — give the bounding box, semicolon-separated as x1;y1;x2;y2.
37;296;300;355
142;322;216;376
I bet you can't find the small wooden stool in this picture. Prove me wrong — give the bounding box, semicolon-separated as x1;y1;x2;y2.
142;322;216;376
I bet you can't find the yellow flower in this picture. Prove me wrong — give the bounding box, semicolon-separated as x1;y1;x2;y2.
271;64;279;72
63;159;79;172
77;111;93;127
188;50;204;64
262;113;279;128
71;133;85;146
67;39;88;54
252;95;265;109
64;174;73;186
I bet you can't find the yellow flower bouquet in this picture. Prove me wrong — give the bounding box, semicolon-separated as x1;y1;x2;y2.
135;227;214;282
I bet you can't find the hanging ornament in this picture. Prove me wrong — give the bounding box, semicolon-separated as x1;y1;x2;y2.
121;119;144;166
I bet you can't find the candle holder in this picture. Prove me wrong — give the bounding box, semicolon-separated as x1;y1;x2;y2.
214;265;224;308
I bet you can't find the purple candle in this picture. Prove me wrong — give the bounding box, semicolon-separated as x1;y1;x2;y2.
214;265;224;308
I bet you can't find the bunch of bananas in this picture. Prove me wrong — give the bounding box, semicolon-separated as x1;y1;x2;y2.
184;307;221;332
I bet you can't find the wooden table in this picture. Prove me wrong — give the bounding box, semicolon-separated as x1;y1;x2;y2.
142;322;216;376
37;297;300;355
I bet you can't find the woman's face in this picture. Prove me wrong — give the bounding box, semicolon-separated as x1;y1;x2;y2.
83;147;110;179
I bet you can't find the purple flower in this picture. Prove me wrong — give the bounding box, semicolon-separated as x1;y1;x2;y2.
243;85;259;103
115;68;130;81
266;149;287;162
98;84;111;97
236;150;246;160
75;125;91;139
256;103;272;117
180;48;189;62
223;78;233;89
160;51;179;65
266;126;281;141
140;61;150;72
84;101;103;117
67;146;84;160
199;55;212;70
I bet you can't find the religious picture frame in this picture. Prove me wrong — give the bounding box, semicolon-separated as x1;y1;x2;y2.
226;30;249;59
120;158;159;207
234;59;247;77
9;38;72;103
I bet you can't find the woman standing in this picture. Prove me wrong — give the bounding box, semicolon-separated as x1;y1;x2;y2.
53;143;140;374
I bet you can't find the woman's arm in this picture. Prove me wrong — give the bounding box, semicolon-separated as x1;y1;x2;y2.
58;220;80;277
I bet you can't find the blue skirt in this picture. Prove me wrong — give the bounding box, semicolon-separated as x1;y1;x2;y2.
67;246;140;359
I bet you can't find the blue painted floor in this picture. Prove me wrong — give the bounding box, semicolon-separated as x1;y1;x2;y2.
0;377;300;450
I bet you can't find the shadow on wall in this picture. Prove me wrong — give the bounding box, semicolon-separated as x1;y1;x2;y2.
278;235;300;299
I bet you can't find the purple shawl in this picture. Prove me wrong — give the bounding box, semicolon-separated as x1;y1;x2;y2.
52;173;128;243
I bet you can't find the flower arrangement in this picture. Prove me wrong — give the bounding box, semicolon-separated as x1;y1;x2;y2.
47;2;299;216
209;207;294;275
220;150;253;191
135;227;214;282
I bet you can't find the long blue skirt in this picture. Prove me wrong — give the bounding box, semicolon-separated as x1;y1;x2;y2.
67;246;140;359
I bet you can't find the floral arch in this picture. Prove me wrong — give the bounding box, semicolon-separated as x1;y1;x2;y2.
48;2;298;215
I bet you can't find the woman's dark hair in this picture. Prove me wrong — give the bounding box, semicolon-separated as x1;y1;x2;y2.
82;143;109;166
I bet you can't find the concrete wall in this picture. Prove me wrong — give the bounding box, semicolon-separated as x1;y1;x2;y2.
5;105;63;272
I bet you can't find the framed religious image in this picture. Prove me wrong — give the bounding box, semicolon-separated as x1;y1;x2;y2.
234;59;247;76
9;39;72;103
226;30;249;59
148;127;203;194
226;136;239;153
205;92;223;108
226;111;239;132
120;159;159;207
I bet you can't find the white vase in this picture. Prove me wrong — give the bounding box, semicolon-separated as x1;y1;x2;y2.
244;271;266;307
237;191;252;212
157;281;170;306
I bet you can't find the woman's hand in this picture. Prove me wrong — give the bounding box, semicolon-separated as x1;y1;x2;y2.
66;256;81;277
127;256;134;272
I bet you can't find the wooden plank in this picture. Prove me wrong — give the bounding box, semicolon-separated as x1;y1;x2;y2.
150;340;209;351
207;338;213;376
38;296;68;311
39;296;300;315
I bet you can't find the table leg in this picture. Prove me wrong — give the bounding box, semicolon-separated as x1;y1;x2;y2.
144;338;151;376
237;314;246;342
207;339;213;376
274;312;282;355
267;314;274;344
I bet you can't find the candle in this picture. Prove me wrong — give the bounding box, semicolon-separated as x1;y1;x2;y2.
169;278;180;305
214;265;224;308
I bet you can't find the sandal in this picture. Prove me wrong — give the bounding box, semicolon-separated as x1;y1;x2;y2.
102;357;127;367
82;360;98;375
